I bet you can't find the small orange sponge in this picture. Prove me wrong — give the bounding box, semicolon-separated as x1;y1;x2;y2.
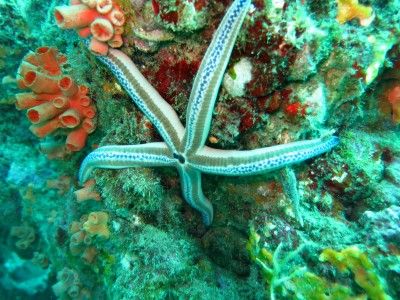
16;46;97;159
83;211;110;239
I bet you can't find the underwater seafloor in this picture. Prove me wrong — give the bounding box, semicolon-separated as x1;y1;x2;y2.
1;0;400;299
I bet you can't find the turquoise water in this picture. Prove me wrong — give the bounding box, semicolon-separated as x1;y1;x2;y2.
1;0;399;299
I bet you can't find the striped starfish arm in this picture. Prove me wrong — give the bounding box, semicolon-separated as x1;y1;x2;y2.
177;165;214;226
88;45;184;152
79;142;176;183
181;0;251;156
189;136;339;176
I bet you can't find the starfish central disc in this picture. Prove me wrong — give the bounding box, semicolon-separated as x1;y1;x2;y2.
173;153;186;164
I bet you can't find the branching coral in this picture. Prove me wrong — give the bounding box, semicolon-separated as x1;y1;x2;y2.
16;46;97;159
54;0;126;56
247;227;306;299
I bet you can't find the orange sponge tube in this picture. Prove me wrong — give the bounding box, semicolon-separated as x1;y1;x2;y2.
27;101;64;124
66;128;88;151
59;76;79;97
108;34;123;48
15;93;43;110
73;179;101;202
30;118;63;138
36;46;62;75
81;246;99;264
90;18;114;42
88;37;109;56
23;70;60;94
59;109;82;128
54;4;100;29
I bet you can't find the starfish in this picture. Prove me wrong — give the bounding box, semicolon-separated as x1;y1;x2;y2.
79;0;339;226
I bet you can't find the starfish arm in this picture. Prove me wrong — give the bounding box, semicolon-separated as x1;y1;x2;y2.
85;42;184;152
79;142;176;183
189;136;339;176
278;167;303;227
177;165;214;226
181;0;251;156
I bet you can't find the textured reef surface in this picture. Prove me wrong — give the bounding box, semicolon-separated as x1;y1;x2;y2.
0;0;399;299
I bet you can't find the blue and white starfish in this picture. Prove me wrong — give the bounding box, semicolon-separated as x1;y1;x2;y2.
79;0;339;226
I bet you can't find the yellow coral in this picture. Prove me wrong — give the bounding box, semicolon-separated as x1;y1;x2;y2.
320;246;392;300
337;0;374;26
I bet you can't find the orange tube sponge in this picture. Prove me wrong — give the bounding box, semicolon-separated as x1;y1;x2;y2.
52;268;91;299
77;26;92;38
59;109;83;128
15;92;44;110
107;9;125;26
81;246;99;264
71;230;87;246
68;221;81;234
67;216;101;265
29;118;63;138
27;101;65;124
66;128;89;151
88;37;109;56
82;118;96;133
97;0;113;14
83;211;110;239
36;46;62;75
23;70;61;94
91;18;114;42
88;211;109;224
10;225;35;249
73;179;101;203
54;4;100;29
53;96;70;109
47;175;71;195
109;34;123;48
69;242;86;256
54;0;126;56
59;76;79;97
16;47;97;159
